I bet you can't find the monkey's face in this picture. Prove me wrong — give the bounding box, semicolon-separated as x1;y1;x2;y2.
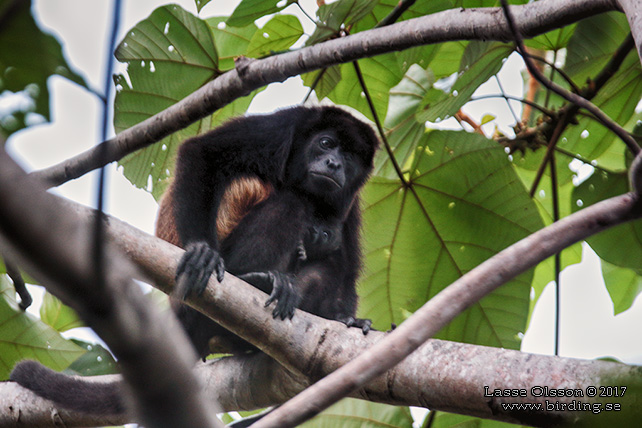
300;131;364;197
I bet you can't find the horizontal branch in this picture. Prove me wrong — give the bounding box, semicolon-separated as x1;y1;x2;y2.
3;321;642;426
32;0;618;187
5;155;638;426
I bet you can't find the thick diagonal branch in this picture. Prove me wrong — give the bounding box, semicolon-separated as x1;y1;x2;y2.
0;148;222;428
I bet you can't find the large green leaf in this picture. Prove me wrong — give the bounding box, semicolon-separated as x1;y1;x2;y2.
418;42;513;123
0;0;87;136
302;66;342;101
360;130;542;349
352;0;454;33
328;54;401;122
564;12;631;84
376;64;437;179
40;292;84;333
525;24;576;51
572;170;642;282
560;52;642;163
307;0;378;45
0;278;84;380
601;261;642;315
207;17;258;71
300;398;413;428
114;5;262;198
226;0;297;27
429;41;468;80
247;14;303;58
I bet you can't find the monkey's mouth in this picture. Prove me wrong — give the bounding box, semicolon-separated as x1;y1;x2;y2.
310;172;342;189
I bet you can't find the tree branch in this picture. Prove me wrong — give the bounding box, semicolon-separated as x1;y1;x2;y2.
4;152;639;426
0;148;222;428
617;0;642;62
500;0;640;155
31;0;618;187
256;154;642;427
3;318;642;426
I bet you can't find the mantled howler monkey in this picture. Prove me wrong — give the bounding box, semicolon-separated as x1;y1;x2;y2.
161;105;379;356
10;105;379;416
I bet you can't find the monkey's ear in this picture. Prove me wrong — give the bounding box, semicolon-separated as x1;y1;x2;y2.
273;125;296;182
267;106;308;182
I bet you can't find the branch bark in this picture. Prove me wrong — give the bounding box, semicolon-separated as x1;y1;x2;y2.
0;148;222;428
32;0;618;187
617;0;642;62
2;151;640;426
255;157;642;427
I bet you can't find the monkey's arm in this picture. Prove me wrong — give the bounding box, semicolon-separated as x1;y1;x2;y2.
171;110;300;297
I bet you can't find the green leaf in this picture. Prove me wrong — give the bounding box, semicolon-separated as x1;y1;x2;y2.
116;4;218;74
560;52;642;162
481;114;496;125
418;42;513;123
67;339;118;376
227;0;297;27
302;66;342;101
194;0;212;13
361;130;542;349
352;0;453;34
429;41;468;80
114;5;264;198
572;170;642;274
207;17;258;71
0;0;87;135
301;398;413;428
376;64;436;178
40;292;84;332
525;24;576;51
601;261;642;315
328;53;401;122
307;0;378;45
247;14;303;58
564;12;631;84
511;151;582;315
432;411;516;428
0;277;85;380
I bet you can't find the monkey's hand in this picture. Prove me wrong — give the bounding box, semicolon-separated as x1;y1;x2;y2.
175;241;225;298
238;271;301;321
336;316;372;335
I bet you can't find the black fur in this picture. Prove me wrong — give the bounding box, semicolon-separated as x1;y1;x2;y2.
9;106;379;416
174;106;379;356
11;360;124;416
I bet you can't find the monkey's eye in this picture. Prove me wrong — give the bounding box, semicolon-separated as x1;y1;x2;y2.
319;137;336;149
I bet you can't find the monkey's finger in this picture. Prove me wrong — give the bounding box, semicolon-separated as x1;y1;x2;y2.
361;319;372;335
343;316;356;328
215;258;225;283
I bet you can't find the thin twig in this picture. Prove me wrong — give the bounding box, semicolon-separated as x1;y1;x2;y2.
352;61;407;186
471;94;556;118
499;0;640;155
376;0;417;28
529;113;567;198
528;52;581;94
